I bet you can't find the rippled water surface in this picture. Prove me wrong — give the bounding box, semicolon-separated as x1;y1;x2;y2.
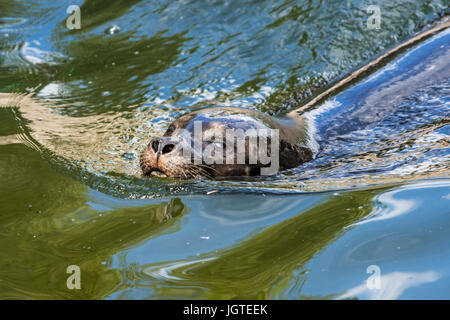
0;0;449;299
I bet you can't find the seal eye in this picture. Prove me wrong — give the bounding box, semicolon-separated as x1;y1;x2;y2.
165;125;175;136
210;141;225;149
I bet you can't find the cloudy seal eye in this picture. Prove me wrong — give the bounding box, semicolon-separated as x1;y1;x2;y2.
208;138;225;148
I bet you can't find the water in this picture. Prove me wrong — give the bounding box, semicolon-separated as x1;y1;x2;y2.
0;0;449;299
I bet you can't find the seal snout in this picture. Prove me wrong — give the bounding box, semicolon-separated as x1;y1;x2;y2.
140;137;181;178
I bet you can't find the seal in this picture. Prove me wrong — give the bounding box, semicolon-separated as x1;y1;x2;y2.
140;18;450;179
140;107;313;178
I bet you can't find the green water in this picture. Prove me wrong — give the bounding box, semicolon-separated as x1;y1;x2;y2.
0;0;449;299
2;140;450;299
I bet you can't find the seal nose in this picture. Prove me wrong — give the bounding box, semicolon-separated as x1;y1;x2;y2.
151;139;159;153
150;138;177;155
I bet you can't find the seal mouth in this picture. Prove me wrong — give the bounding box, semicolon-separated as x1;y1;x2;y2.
140;148;169;178
148;168;168;178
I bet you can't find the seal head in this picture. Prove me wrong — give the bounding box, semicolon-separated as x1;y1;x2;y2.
140;107;312;178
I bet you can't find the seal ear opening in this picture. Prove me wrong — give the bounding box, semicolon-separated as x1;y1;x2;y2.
250;166;261;176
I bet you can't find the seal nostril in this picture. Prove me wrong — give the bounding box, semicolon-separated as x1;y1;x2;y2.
162;143;175;154
151;139;160;153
